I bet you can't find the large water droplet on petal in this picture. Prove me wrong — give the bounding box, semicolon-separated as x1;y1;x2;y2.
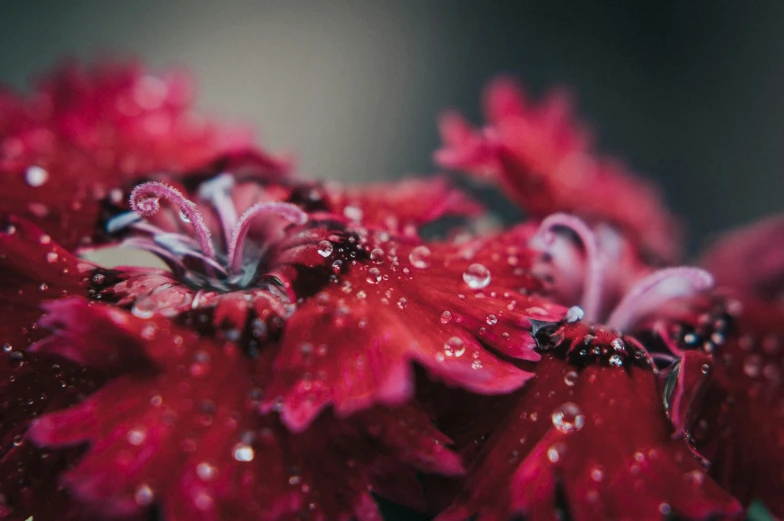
463;263;491;290
24;165;49;187
408;246;431;269
317;240;334;258
440;310;453;324
366;267;382;284
551;402;585;433
232;443;255;462
370;248;385;263
443;336;466;357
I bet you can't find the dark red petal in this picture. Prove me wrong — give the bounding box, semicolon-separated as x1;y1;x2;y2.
0;62;262;248
265;227;566;431
438;325;742;521
436;78;681;263
29;302;461;521
0;216;93;352
700;214;784;302
689;300;784;517
0;347;102;520
324;176;483;235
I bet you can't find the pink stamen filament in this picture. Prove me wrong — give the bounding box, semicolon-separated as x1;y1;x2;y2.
130;182;216;260
606;267;714;331
536;213;604;321
198;173;238;250
228;202;308;273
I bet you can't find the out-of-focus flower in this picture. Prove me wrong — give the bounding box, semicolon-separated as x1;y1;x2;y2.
0;62;781;521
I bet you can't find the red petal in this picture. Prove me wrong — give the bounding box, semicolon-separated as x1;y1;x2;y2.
0;62;264;248
436;78;681;262
438;324;742;521
324;176;483;235
0;216;93;352
28;302;462;521
265;227;567;431
701;214;784;302
689;300;784;517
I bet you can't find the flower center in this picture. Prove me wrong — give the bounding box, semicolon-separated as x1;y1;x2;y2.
107;175;307;291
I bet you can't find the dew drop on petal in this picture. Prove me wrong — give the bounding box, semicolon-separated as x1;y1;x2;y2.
440;310;453;324
317;240;333;258
608;354;623;367
366;267;382;284
370;248;385;263
196;462;217;481
397;297;407;310
590;466;604;482
744;354;762;378
551;402;585;433
463;263;491;289
563;370;579;387
486;314;498;325
233;443;255;462
24;165;49;187
444;336;466;358
134;484;155;506
408;246;431;269
132;298;156;319
547;442;566;463
127;428;146;446
178;210;191;223
343;205;363;221
45;251;58;263
565;306;584;323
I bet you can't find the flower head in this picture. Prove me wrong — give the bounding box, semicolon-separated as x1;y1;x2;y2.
0;61;782;521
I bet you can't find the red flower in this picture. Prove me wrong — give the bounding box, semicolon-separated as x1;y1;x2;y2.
0;62;781;521
435;77;682;263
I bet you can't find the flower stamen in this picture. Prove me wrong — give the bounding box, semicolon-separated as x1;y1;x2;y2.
606;267;714;331
130;182;217;260
534;213;604;321
228;202;308;273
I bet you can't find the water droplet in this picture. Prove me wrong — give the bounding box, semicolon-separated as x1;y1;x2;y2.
343;205;363;221
563;370;579;387
408;246;431;269
317;240;333;258
551;402;585;433
132;298;156;319
440;310;453;324
463;263;491;289
486;314;498;325
127;428;146;446
233;443;255;462
366;267;382;284
744;355;762;378
2;343;12;353
590;466;604;482
12;434;23;447
196;462;217;481
178;210;191;223
24;165;48;187
547;442;566;463
38;283;48;291
45;251;58;263
92;273;106;284
611;338;625;351
370;248;385;263
608;354;623;367
397;297;407;310
134;484;155;506
443;337;466;358
565;306;584;323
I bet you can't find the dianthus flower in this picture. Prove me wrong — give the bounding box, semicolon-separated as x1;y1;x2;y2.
0;64;780;521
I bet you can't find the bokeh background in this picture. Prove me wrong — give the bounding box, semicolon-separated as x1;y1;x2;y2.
2;0;784;253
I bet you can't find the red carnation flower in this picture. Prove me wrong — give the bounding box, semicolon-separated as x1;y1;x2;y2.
0;61;782;521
